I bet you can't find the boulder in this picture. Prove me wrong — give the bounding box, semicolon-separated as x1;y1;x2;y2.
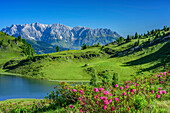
130;48;134;51
85;64;89;67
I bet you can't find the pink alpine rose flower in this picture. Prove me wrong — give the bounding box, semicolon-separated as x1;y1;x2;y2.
158;91;162;95
158;87;162;90
109;98;112;103
163;72;166;76
120;87;123;90
131;89;136;92
100;96;107;100
134;83;139;87
99;87;104;91
80;109;83;113
126;85;129;89
151;90;154;94
70;105;74;108
109;93;112;96
104;100;109;105
72;89;77;92
94;87;99;92
162;90;166;94
100;97;104;100
114;98;119;102
115;84;118;87
157;75;162;77
122;92;126;96
103;105;108;110
103;97;107;100
111;107;115;111
79;89;84;95
156;94;160;98
79;97;82;101
104;91;109;95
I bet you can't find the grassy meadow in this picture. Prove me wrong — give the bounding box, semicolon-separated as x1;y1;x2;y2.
0;27;170;112
1;28;169;83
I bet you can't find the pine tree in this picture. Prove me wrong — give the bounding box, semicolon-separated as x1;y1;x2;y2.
135;32;138;39
147;31;150;35
0;40;3;45
151;30;154;34
117;36;124;44
56;46;60;52
97;42;100;47
131;36;135;39
18;36;22;42
163;26;167;31
81;43;87;50
126;35;131;42
22;39;26;44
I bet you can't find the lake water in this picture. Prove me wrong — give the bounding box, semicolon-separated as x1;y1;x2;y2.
0;74;60;101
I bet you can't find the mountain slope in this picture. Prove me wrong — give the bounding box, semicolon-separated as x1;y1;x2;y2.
25;39;69;54
2;27;170;81
1;23;120;49
0;31;35;69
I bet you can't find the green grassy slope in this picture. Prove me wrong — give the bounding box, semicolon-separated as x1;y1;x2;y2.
1;27;170;82
0;32;35;72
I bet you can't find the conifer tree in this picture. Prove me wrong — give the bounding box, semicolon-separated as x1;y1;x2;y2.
135;32;138;39
126;35;131;42
56;46;60;52
81;43;87;50
18;36;22;42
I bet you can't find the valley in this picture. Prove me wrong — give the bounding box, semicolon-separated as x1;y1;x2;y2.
0;26;169;113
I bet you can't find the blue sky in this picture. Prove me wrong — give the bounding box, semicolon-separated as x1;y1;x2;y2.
0;0;169;37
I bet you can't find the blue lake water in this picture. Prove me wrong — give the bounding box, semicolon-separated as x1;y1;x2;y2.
0;74;59;101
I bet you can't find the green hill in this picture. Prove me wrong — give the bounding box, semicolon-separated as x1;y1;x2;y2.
1;27;170;82
0;31;35;70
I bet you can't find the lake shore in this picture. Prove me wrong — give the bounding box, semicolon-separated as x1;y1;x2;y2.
0;72;91;83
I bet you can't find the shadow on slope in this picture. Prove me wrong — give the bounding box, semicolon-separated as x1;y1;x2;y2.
125;41;170;72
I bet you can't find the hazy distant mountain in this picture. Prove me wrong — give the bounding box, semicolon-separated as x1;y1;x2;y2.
25;39;69;54
1;23;120;50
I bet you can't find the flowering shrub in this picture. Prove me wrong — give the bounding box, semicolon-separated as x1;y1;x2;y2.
0;71;169;113
56;71;169;112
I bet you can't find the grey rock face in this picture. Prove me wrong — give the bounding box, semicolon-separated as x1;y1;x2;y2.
1;23;120;48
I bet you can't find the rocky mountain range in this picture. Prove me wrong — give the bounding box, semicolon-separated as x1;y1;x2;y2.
1;23;120;52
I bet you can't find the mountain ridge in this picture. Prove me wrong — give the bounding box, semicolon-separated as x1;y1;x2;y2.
1;23;120;50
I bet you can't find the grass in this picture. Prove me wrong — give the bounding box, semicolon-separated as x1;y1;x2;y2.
0;32;28;68
0;98;39;104
1;29;169;84
0;28;170;112
155;100;170;113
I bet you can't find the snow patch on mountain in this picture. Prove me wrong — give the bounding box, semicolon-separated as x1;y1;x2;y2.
1;22;120;49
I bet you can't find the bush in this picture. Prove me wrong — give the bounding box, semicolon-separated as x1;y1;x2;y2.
90;69;98;86
0;71;169;112
112;73;119;87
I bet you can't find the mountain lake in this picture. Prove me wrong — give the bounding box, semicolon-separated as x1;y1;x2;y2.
0;74;84;101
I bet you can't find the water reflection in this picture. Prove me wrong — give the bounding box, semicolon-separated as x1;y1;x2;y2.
0;75;58;101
